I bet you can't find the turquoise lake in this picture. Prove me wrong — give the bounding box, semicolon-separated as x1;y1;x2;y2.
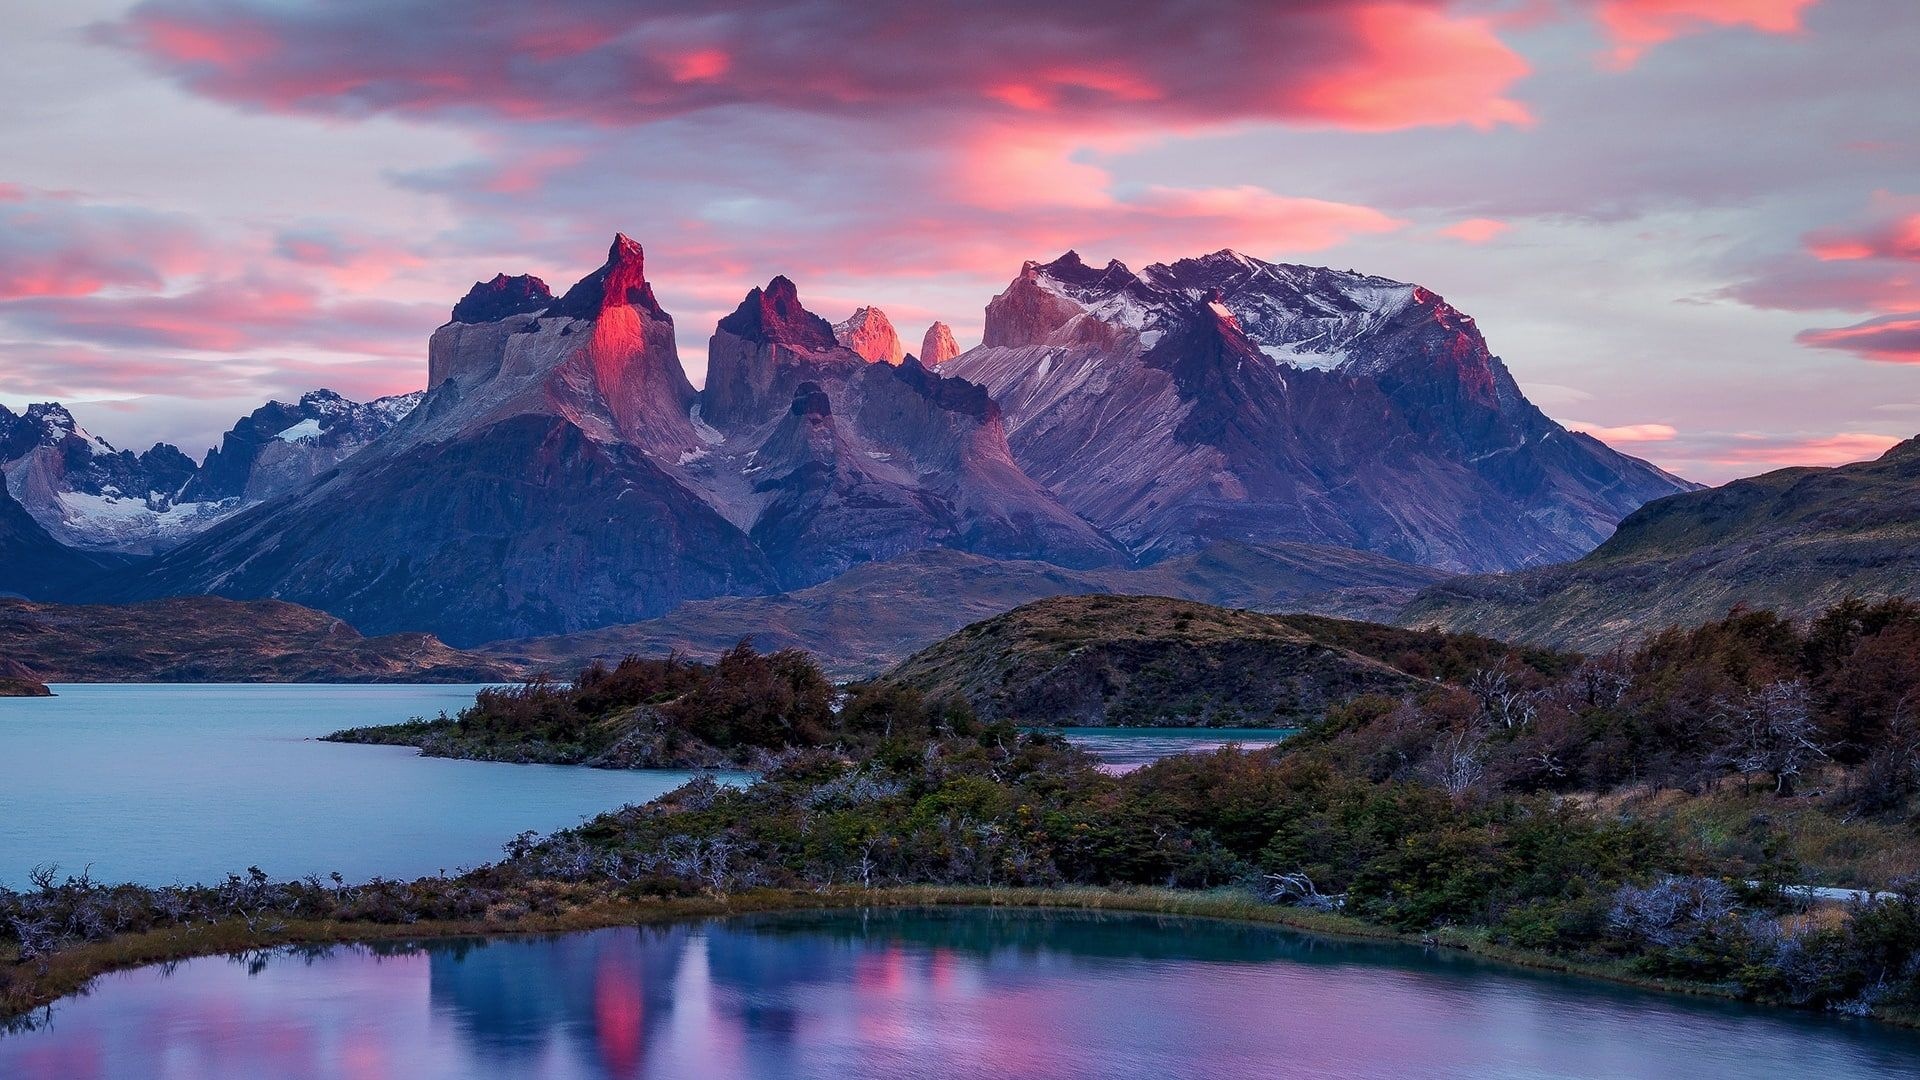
0;684;719;887
5;907;1918;1078
0;685;1290;888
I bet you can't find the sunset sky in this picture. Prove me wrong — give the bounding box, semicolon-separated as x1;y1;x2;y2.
2;0;1916;483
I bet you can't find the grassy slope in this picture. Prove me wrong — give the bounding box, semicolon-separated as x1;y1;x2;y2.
1402;437;1920;650
885;595;1429;726
0;596;519;682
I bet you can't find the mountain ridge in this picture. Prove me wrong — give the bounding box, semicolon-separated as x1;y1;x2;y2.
1400;436;1920;649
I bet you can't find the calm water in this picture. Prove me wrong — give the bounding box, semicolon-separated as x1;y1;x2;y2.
4;908;1917;1078
1054;727;1296;773
0;684;728;887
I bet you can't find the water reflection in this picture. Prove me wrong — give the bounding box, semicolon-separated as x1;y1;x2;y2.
6;909;1920;1079
1052;727;1296;773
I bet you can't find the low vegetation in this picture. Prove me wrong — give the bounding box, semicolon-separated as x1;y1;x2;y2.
13;598;1920;1026
327;644;848;767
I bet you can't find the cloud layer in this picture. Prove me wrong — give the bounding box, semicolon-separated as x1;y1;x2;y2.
0;0;1910;486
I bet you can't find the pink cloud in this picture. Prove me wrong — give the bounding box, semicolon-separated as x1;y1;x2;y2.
0;190;209;299
1439;217;1511;244
3;275;437;355
106;1;1534;134
1593;0;1817;68
1803;193;1920;262
1797;312;1920;363
1709;430;1903;468
1290;3;1533;131
1564;420;1679;442
1720;257;1920;314
272;226;425;288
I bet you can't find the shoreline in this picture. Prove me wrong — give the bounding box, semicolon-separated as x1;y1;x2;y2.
8;885;1918;1033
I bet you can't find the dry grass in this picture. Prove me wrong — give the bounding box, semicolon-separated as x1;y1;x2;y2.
1591;781;1920;889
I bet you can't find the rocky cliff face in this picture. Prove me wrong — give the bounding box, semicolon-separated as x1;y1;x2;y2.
182;389;423;504
97;236;1698;646
919;321;960;365
693;277;1126;586
831;306;905;365
941;250;1694;572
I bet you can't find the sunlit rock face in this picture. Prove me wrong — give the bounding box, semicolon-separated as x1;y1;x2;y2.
120;235;770;643
697;277;1125;587
944;250;1696;572
832;306;905;365
102;235;1694;642
920;321;960;366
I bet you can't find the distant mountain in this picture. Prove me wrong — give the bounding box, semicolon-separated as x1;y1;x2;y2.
0;595;515;682
941;250;1695;571
0;391;419;554
180;389;423;504
1401;436;1920;650
883;595;1425;726
478;541;1446;679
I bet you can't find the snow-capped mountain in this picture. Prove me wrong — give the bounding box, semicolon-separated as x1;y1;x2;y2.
941;250;1695;571
181;389;424;504
0;391;420;555
101;235;1692;644
121;238;1123;643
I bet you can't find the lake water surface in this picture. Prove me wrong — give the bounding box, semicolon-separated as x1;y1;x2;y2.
0;687;1268;888
0;684;721;886
1053;726;1295;773
4;907;1916;1079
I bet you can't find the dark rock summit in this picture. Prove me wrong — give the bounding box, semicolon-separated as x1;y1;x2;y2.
450;273;554;324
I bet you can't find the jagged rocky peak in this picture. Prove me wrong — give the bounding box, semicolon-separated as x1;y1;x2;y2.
920;321;960;365
449;273;553;324
832;306;905;364
716;275;838;350
981;250;1175;349
547;233;669;321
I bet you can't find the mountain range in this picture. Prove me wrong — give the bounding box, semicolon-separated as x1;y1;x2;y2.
8;233;1703;649
0;390;419;556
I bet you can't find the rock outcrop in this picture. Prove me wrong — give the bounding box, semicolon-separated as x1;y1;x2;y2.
919;321;960;365
831;306;905;365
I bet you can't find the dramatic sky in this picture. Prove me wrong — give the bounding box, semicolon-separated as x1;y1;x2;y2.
2;0;1916;482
